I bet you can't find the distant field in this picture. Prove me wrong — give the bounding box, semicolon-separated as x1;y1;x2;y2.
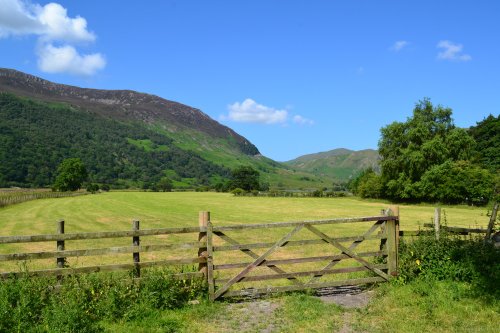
0;191;490;233
0;192;492;274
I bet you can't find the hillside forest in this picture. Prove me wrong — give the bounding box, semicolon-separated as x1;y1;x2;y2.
0;93;229;188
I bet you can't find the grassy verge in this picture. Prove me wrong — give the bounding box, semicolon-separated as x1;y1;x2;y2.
352;280;499;333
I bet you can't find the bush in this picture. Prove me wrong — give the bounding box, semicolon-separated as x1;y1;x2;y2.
231;188;246;196
0;267;205;331
397;233;500;295
86;183;100;193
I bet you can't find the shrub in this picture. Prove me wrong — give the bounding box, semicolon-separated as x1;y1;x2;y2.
86;183;100;193
0;267;206;331
231;188;246;196
397;233;500;295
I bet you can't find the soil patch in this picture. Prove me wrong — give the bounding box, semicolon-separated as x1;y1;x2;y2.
315;285;375;309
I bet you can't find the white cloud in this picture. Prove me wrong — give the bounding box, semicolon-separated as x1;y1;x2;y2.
391;40;409;51
37;3;95;43
0;0;105;75
37;43;105;76
292;115;314;126
437;40;471;62
226;98;288;124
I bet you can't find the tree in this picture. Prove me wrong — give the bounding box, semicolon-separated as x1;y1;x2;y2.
157;177;173;192
419;160;493;205
230;166;260;191
53;158;88;191
348;168;383;198
86;183;100;194
469;114;500;172
379;98;477;201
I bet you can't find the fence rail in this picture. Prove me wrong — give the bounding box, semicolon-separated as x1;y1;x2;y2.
0;208;401;301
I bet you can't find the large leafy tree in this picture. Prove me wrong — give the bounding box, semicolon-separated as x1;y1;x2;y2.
53;158;88;191
230;166;260;191
378;98;481;201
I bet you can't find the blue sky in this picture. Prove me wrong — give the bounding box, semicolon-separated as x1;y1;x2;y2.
1;1;499;161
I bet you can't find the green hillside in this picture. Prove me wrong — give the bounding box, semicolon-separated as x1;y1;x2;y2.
0;93;229;188
285;148;379;182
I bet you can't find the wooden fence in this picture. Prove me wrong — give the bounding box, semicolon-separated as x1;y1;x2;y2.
0;190;87;208
0;208;401;300
0;220;206;280
399;204;498;240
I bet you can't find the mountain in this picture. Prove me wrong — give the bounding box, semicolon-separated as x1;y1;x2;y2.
0;68;258;157
285;148;380;182
0;68;328;189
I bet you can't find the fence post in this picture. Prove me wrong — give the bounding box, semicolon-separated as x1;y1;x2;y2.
434;207;441;240
207;220;215;301
198;211;210;277
485;202;498;242
132;220;140;278
386;206;399;277
56;220;65;269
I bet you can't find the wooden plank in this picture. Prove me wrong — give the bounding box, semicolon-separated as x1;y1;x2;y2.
213;251;384;270
305;224;391;281
207;221;215;301
212;216;397;232
56;220;65;269
434;207;441;240
0;257;206;278
399;230;427;237
215;264;388;283
213;234;385;252
213;224;304;300
485;202;499;240
132;220;140;278
386;219;397;276
214;231;302;285
423;224;488;234
0;216;396;244
0;242;205;262
222;276;386;298
198;212;209;276
0;226;204;244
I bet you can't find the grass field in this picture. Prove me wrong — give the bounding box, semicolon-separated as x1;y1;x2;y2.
0;191;491;234
0;192;492;279
0;192;497;332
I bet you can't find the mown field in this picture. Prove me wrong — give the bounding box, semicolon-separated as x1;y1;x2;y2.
0;192;491;272
0;192;497;332
0;191;490;234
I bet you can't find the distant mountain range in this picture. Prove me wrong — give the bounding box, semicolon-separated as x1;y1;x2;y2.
0;68;334;189
285;148;380;181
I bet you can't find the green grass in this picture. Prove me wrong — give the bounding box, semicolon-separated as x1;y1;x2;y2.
0;192;497;332
0;192;492;279
126;138;169;152
0;192;490;234
351;280;499;333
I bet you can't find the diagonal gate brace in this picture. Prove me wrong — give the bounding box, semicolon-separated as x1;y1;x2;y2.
214;231;302;285
308;220;384;283
305;224;391;281
213;224;304;299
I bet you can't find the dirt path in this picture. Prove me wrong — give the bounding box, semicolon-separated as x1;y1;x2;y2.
210;286;373;333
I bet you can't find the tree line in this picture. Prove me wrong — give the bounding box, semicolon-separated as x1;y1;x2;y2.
349;99;499;205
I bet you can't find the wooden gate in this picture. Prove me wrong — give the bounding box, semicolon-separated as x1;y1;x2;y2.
202;208;399;300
